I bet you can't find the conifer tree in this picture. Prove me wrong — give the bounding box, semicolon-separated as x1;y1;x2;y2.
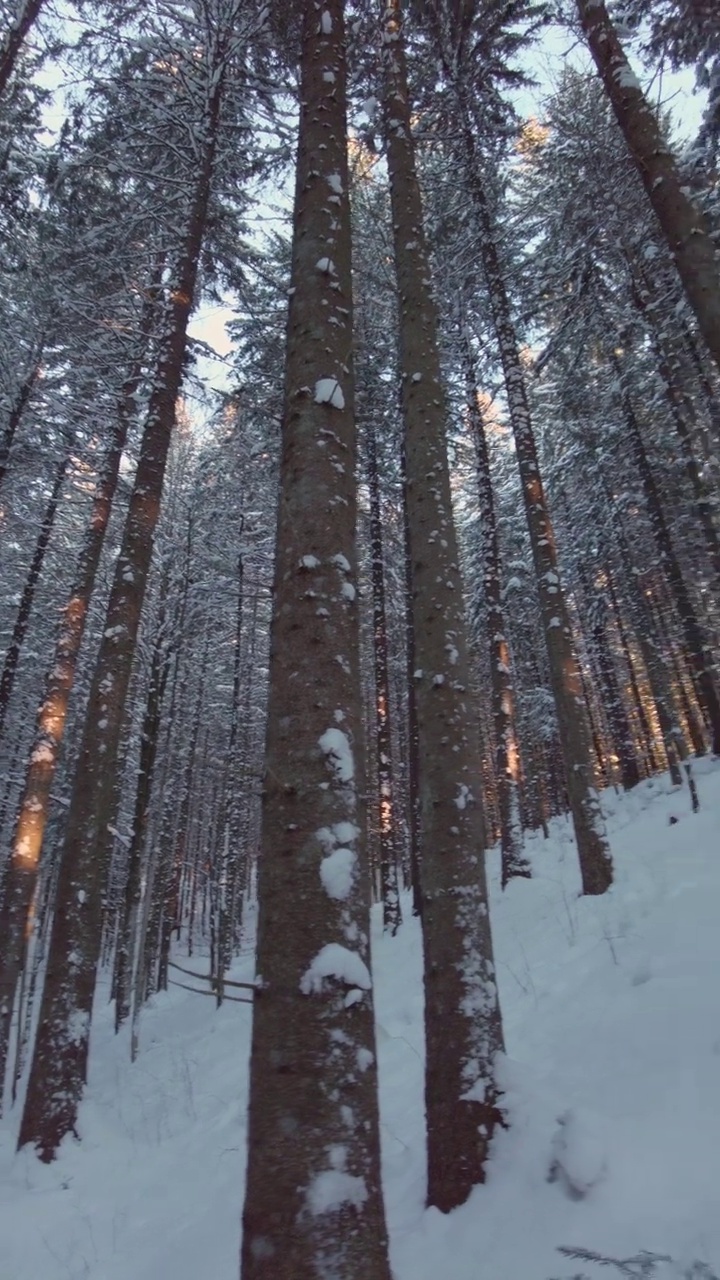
459;318;529;883
576;0;720;373
381;0;506;1212
423;0;613;893
241;3;391;1274
17;0;253;1160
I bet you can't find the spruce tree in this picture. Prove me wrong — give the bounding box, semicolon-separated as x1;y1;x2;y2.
240;3;391;1274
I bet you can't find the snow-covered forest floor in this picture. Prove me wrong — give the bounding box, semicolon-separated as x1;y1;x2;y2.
2;763;719;1280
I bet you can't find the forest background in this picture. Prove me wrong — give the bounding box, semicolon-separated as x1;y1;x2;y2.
0;0;719;1276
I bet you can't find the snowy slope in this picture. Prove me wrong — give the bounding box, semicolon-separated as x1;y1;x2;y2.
0;948;255;1280
376;760;720;1280
1;764;719;1280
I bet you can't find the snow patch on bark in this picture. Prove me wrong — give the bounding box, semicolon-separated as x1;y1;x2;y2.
306;1166;367;1215
317;822;359;851
314;378;344;409
458;1075;486;1105
320;847;356;900
455;784;471;810
300;944;371;994
613;63;640;90
319;727;354;782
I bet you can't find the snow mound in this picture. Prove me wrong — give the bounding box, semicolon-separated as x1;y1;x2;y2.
548;1108;607;1200
300;943;371;995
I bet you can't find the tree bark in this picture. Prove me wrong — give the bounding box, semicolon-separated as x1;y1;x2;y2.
0;447;69;741
606;568;657;774
216;546;251;997
401;441;423;917
0;349;44;491
460;319;529;886
613;559;683;785
381;0;505;1213
626;270;720;582
113;587;172;1030
240;5;391;1276
0;286;159;1094
422;9;614;890
591;610;640;790
612;354;720;753
576;0;720;373
364;411;402;933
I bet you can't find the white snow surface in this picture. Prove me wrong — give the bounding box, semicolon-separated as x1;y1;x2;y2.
306;1168;368;1215
318;726;354;782
300;943;371;995
614;62;641;90
2;763;720;1279
319;846;356;900
314;377;344;409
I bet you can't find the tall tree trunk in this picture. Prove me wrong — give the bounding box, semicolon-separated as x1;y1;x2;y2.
610;558;682;783
612;355;720;753
605;568;658;774
157;637;209;993
624;269;720;580
460;318;529;885
401;441;423;917
127;515;192;1050
604;480;694;784
0;349;44;491
17;67;224;1160
0;0;46;98
0;302;156;1094
231;588;262;933
113;590;172;1030
456;123;613;894
240;5;391;1276
576;0;720;373
575;560;641;791
364;412;401;933
381;0;505;1214
0;447;70;741
424;9;615;887
591;607;640;790
216;546;247;998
